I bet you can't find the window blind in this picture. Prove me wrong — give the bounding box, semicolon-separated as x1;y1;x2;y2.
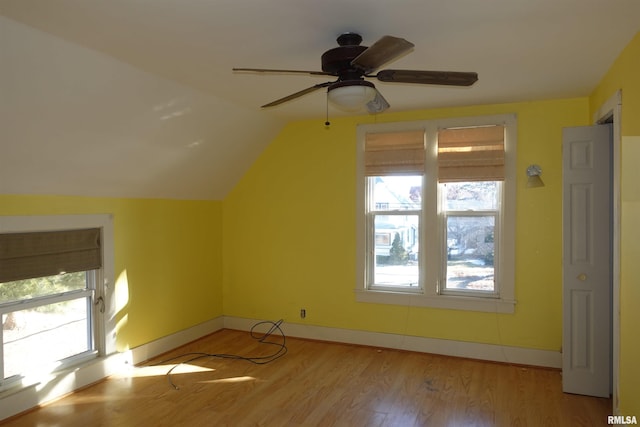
0;228;102;283
364;130;425;176
438;125;505;182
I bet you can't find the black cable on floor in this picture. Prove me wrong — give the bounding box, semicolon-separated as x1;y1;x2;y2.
157;319;287;390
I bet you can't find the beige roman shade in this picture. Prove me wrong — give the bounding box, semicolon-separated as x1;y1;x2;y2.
438;125;505;182
364;130;425;176
0;228;102;283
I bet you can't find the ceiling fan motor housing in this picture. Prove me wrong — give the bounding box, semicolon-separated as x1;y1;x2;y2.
321;33;368;80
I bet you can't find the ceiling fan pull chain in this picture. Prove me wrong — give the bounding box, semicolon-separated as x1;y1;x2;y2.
325;92;331;127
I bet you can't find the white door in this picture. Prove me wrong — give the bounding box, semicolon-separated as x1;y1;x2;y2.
562;124;612;397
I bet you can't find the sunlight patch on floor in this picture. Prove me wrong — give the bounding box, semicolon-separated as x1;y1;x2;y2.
116;363;214;378
199;376;258;384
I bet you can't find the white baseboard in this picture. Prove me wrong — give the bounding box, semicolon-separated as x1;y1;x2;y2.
129;316;225;365
223;316;562;369
0;314;561;421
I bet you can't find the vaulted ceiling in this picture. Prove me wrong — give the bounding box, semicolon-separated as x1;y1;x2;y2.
1;1;639;199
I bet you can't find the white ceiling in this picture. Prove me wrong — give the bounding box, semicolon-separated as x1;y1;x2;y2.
1;1;639;199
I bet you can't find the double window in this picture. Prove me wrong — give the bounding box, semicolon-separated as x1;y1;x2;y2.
0;217;112;390
357;115;516;313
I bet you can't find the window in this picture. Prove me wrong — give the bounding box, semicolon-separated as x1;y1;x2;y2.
356;115;516;313
0;216;114;390
369;175;421;289
441;181;500;295
0;271;98;382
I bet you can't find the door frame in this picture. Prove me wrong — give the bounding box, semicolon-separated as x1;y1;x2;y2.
593;89;621;412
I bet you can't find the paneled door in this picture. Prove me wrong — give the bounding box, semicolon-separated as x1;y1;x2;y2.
562;124;612;397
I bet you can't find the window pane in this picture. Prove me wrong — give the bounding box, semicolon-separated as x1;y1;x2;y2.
373;215;419;287
3;297;91;379
0;272;87;304
445;216;495;292
444;181;498;210
373;176;422;210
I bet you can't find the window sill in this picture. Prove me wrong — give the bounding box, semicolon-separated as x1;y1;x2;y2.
0;377;32;396
0;352;103;398
354;289;516;314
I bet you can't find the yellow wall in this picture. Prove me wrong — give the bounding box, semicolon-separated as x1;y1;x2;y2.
223;98;589;351
2;31;637;413
590;31;640;415
0;195;223;350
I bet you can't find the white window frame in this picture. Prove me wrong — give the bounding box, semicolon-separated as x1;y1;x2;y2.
356;114;516;313
0;214;115;391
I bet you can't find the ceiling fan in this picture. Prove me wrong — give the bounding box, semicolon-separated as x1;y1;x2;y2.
233;32;478;114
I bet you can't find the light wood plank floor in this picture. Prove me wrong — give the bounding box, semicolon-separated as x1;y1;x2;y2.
1;329;611;426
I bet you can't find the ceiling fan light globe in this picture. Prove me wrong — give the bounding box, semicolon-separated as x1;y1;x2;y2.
328;85;377;111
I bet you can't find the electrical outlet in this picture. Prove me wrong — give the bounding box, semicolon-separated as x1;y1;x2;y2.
300;308;306;319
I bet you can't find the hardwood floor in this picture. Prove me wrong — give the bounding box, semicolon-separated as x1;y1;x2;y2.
1;329;611;426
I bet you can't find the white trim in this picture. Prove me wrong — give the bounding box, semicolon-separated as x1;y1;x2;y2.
128;316;225;365
224;316;561;368
593;90;621;124
354;289;515;313
593;89;622;414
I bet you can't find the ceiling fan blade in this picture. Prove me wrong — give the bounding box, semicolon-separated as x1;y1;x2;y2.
375;69;478;86
351;36;415;73
233;68;331;76
261;82;332;108
366;88;390;114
